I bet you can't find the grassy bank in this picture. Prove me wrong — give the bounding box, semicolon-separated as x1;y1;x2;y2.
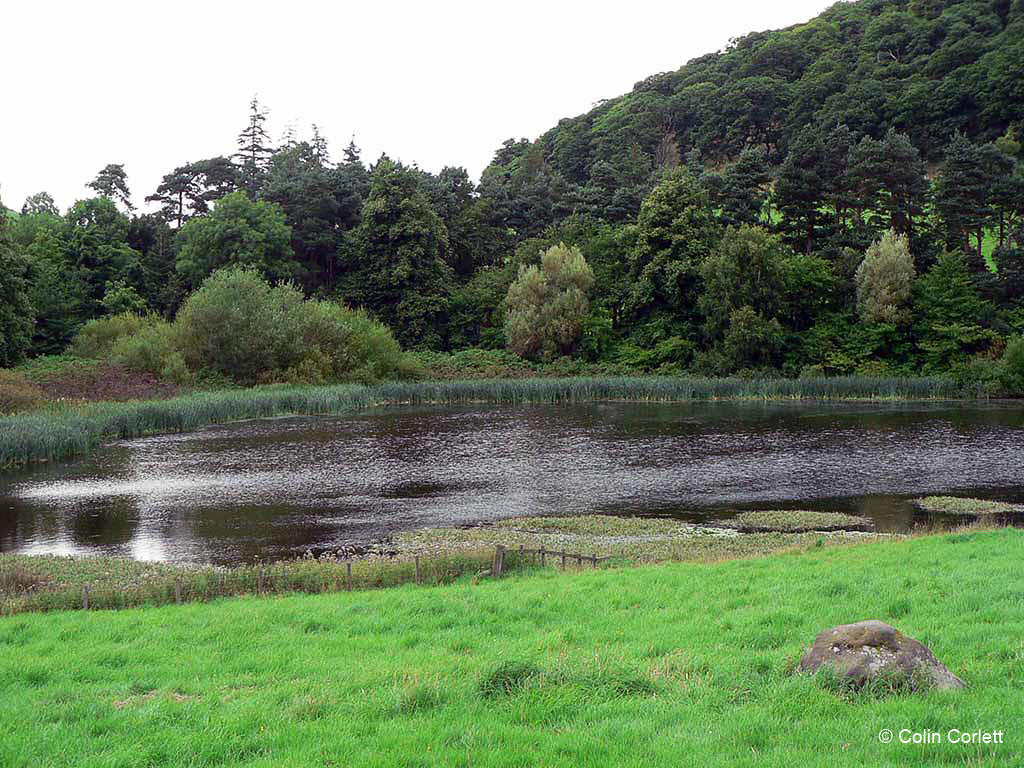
0;374;961;468
0;549;508;616
0;514;883;615
1;529;1020;766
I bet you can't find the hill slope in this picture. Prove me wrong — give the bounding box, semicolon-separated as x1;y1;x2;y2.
499;0;1023;188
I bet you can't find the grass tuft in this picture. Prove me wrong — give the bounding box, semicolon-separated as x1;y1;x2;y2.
478;661;542;699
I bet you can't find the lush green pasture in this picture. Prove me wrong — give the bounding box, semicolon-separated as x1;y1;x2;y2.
0;374;961;467
1;529;1020;767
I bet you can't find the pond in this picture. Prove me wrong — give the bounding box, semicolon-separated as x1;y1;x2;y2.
2;401;1024;565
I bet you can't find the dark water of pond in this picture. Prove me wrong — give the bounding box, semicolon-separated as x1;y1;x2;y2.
2;401;1024;565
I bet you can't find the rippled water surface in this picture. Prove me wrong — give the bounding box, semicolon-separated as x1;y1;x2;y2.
3;401;1024;564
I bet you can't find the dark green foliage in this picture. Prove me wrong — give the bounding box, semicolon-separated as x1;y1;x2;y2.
176;191;296;289
699;226;830;372
234;96;274;197
706;147;772;228
5;0;1024;382
933;133;1011;261
914;251;997;370
87;164;134;212
20;192;58;216
447;266;513;350
262;142;357;291
0;211;34;366
63;197;144;311
848;129;929;239
145;157;237;228
341;159;452;350
626;169;720;342
530;0;1022;191
998;335;1024;394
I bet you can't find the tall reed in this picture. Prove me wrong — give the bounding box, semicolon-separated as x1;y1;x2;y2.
0;375;962;469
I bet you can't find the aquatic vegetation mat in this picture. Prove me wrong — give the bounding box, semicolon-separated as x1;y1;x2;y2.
392;514;883;563
719;510;874;532
912;496;1024;515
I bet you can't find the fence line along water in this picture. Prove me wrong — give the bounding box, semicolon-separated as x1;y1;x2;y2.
0;375;962;469
0;544;622;616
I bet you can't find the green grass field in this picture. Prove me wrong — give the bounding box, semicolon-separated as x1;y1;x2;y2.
1;529;1020;767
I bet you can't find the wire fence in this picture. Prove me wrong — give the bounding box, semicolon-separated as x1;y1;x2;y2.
1;545;622;616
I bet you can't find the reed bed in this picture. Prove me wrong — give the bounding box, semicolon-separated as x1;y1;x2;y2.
0;550;515;616
0;375;961;468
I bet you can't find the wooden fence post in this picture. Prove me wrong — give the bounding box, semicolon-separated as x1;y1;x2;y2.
257;566;264;594
346;561;352;591
415;556;421;584
540;548;546;567
576;554;582;568
591;554;598;568
561;552;566;570
493;545;505;579
82;584;90;611
174;579;182;604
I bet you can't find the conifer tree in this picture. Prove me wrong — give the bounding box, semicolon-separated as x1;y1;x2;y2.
87;164;134;212
234;97;274;197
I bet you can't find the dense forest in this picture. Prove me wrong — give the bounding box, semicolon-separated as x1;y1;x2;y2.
2;0;1024;394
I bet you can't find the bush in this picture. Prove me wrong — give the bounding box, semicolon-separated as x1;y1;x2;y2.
175;267;412;385
799;364;826;379
298;300;407;383
998;336;1024;395
0;370;45;413
70;314;152;360
175;268;306;383
854;359;896;377
109;319;189;383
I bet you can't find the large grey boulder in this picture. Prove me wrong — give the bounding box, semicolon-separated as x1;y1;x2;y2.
798;620;965;691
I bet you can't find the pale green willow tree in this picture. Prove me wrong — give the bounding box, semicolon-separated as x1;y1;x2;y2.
855;229;915;324
505;243;594;361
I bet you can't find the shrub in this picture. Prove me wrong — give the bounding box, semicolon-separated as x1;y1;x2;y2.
175;268;412;385
109;319;189;383
999;335;1024;395
505;243;594;361
101;280;148;316
70;314;151;360
854;359;896;377
298;300;406;383
0;370;45;413
722;306;784;370
175;268;305;383
799;364;826;379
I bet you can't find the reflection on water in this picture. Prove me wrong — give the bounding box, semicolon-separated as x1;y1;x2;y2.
2;401;1023;565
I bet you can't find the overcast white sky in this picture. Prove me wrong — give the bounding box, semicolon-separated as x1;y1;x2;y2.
2;0;834;213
